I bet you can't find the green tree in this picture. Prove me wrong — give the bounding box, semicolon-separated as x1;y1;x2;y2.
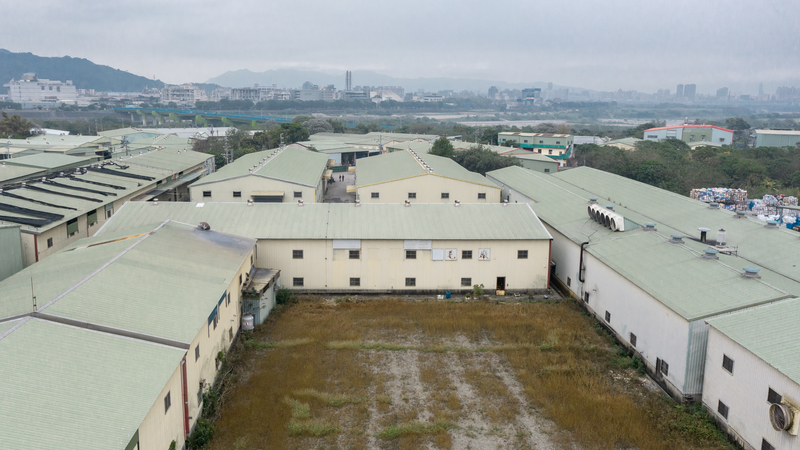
452;145;521;175
304;119;334;135
429;137;455;158
0;112;35;138
291;115;314;125
725;117;751;130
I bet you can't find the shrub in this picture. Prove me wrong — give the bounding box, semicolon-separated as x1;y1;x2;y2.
276;288;295;305
473;284;484;297
186;418;215;449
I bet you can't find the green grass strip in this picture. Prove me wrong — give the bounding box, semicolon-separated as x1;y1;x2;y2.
378;420;457;439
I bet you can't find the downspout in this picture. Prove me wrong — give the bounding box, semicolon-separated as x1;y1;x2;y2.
34;234;39;262
546;239;552;289
578;242;589;283
181;356;190;439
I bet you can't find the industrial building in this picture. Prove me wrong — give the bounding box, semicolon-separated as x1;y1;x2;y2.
4;73;78;105
0;149;213;266
0;221;256;450
0;224;23;282
303;132;443;166
497;132;573;163
487;166;800;402
189;145;331;203
703;298;800;450
600;137;642;150
754;129;800;148
96;202;553;294
643;125;733;146
352;149;501;203
454;143;560;174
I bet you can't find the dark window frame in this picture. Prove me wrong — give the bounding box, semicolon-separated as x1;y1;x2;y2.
349;250;360;260
517;250;528;259
371;192;379;199
461;277;471;287
195;345;200;361
408;192;416;199
478;193;487;199
405;277;416;287
604;311;611;322
293;249;303;259
462;250;472;259
441;192;449;199
350;277;360;287
293;277;304;287
406;250;416;259
47;237;53;248
164;391;171;413
630;333;637;347
203;191;211;198
294;191;302;198
717;400;729;419
722;355;734;374
768;388;782;404
762;439;775;450
233;191;242;198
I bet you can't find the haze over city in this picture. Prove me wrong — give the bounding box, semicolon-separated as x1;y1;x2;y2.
2;0;799;94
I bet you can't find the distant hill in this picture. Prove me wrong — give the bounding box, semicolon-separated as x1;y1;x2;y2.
0;49;164;92
206;68;580;93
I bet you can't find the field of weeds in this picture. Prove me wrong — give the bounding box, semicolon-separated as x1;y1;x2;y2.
205;297;731;450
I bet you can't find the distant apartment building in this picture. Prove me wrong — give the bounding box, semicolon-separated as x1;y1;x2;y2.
522;88;541;105
229;87;262;101
676;84;684;99
683;84;697;101
160;84;207;105
4;73;78;104
716;87;729;98
488;86;499;99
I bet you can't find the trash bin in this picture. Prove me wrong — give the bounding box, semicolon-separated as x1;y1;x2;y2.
445;291;451;299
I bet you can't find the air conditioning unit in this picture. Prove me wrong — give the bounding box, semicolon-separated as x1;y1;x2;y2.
770;398;800;435
587;204;626;232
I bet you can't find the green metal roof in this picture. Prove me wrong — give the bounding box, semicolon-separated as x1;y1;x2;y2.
486;166;798;321
0;225;23;282
114;148;211;173
707;298;800;385
192;146;329;188
4;153;95;170
601;137;642;147
96;202;552;241
0;318;184;450
0;163;45;184
355;150;497;188
384;140;434;153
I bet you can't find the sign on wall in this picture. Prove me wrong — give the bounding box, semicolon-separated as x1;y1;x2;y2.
445;249;457;261
432;249;444;261
478;249;491;261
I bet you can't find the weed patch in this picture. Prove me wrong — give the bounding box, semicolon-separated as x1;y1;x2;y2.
293;388;365;406
288;420;339;437
377;420;457;439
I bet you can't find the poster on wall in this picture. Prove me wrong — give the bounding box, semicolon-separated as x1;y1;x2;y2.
478;249;491;261
445;249;457;261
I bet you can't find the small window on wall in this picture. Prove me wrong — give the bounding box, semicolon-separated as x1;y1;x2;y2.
544;168;550;173
47;237;53;248
583;292;589;303
762;439;775;450
203;191;211;198
293;250;303;259
630;333;637;347
478;193;486;199
195;345;200;361
87;209;98;227
350;277;360;287
294;191;302;198
518;250;528;259
66;218;79;237
371;192;379;199
567;277;571;287
405;278;416;287
767;388;782;404
461;278;471;287
660;360;669;376
548;150;553;155
408;192;416;199
556;141;561;145
293;277;304;287
722;355;734;374
406;250;416;259
164;392;171;413
233;191;242;198
228;327;233;341
604;311;611;322
349;250;360;259
717;401;729;420
239;274;242;286
213;312;219;330
462;250;472;259
441;193;449;199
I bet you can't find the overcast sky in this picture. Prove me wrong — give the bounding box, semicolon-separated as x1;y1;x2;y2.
3;0;799;95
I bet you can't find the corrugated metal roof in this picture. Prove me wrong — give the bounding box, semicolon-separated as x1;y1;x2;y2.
96;202;552;241
355;150;497;188
4;153;94;169
645;124;734;133
755;129;800;136
0;318;184;450
115;148;211;173
0;224;23;282
192;146;328;188
0;164;45;184
707;298;800;385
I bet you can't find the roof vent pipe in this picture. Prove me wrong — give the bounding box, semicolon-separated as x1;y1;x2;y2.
588;197;597;204
742;267;761;278
716;229;727;247
698;227;710;243
708;202;719;209
354;200;361;207
246;199;253;206
765;220;779;228
702;248;719;260
643;222;656;231
502;199;509;207
606;205;614;210
669;234;684;244
152;199;158;206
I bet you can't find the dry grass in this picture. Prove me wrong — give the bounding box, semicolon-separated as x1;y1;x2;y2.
207;297;731;450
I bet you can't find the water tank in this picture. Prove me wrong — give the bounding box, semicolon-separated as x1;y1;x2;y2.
242;313;254;331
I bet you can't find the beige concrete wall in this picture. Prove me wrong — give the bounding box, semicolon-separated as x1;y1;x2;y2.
356;175;501;204
137;364;185;450
256;239;549;292
189;175;321;203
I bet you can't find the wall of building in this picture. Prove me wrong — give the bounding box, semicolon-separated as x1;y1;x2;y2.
189;176;321;203
0;225;24;281
756;133;800;148
136;364;185;450
703;326;800;450
255;238;549;293
516;159;559;173
356;175;500;204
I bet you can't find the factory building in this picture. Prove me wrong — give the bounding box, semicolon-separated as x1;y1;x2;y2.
497;132;573;162
487;166;800;402
754;130;800;148
0;221;256;450
643;124;733;146
4;73;78;105
353;149;501;203
95;202;553;294
189;145;331;203
703;299;800;450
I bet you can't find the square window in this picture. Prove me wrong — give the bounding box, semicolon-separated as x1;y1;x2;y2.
768;388;782;404
405;277;416;287
349;250;360;259
408;192;416;199
548;150;553;155
406;250;416;259
604;311;611;322
518;250;528;259
164;392;171;413
441;193;449;199
233;191;242;198
544;168;550;173
539;140;543;144
226;292;231;306
293;250;303;259
630;333;637;347
556;141;561;144
461;277;471;287
567;277;571;287
350;277;360;286
719;138;725;142
293;277;304;287
583;292;589;303
47;237;53;248
462;250;472;259
478;193;486;199
660;360;669;376
371;192;379;199
294;191;302;198
722;355;734;374
203;191;211;198
762;439;775;450
717;401;728;419
195;345;200;361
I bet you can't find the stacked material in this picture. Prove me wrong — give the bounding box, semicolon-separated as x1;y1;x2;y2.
690;188;748;204
751;195;800;218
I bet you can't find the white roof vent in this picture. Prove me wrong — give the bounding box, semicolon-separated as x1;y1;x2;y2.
765;220;779;228
702;248;719;260
716;229;727;247
735;211;747;218
669;234;684;244
502;200;509;207
297;199;304;207
454;200;460;207
588;203;626;231
588;197;598;204
152;199;158;206
742;267;761;278
246;199;253;206
354;200;361;207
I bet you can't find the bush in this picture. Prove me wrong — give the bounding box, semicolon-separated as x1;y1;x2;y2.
186;418;215;449
473;284;485;296
276;288;295;305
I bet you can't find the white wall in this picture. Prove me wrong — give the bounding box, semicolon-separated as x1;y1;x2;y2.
189;175;320;203
357;175;500;204
704;326;800;450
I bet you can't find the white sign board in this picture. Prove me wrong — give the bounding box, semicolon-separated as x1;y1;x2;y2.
431;249;444;261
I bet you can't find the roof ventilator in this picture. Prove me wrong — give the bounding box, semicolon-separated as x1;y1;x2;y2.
246;199;253;206
197;222;211;231
502;200;509;207
702;248;719;260
716;229;727;247
354;200;361;207
735;211;747;218
588;203;626;231
708;202;719;209
152;199;158;206
404;200;410;207
643;222;656;231
588;197;597;204
742;267;761;279
669;234;684;244
765;220;779;228
297;199;304;207
698;227;710;242
454;200;460;207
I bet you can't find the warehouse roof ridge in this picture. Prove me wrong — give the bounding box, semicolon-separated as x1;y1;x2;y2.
355;148;496;188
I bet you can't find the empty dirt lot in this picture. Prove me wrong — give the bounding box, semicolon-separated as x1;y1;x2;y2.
205;297;731;450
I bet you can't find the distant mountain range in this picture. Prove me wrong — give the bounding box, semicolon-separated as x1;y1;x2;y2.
0;49;164;92
206;69;583;94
